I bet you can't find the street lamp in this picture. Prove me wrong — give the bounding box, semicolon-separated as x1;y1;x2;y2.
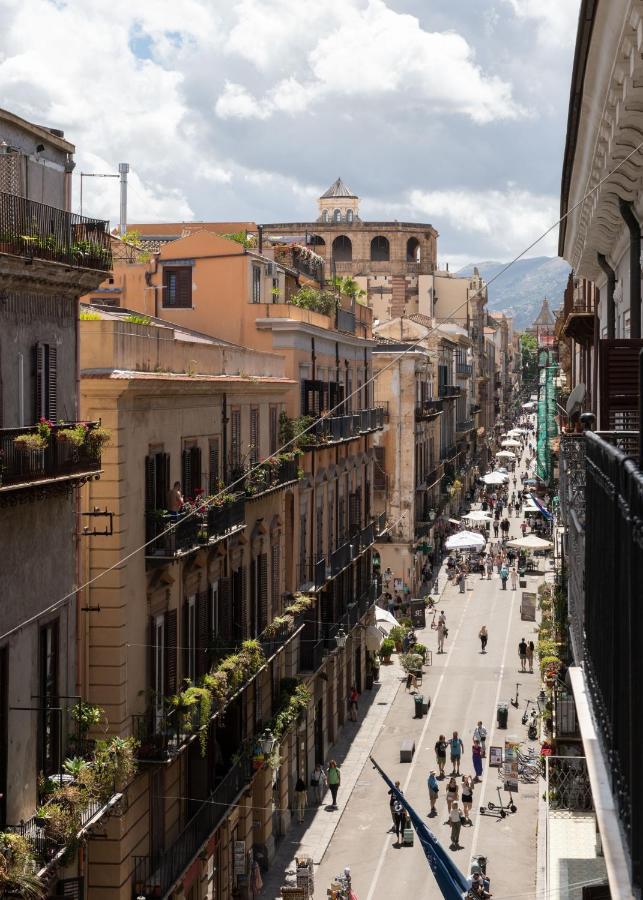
335;626;347;650
260;728;277;756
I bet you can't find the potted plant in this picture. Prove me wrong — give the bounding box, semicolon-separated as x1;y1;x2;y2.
84;425;111;458
13;432;47;453
378;638;395;664
56;423;88;447
389;625;407;653
414;642;427;663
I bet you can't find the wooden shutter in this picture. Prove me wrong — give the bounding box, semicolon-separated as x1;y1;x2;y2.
208;440;220;493
148;617;156;703
250;408;259;465
598;338;643;430
177;268;192;307
192;446;202;494
182;448;194;499
35;342;45;421
240;566;248;641
249;558;257;637
47;344;57;421
164;609;178;696
271;544;281;616
231;410;241;469
219;576;232;642
349;490;361;529
159;453;170;506
269;407;278;455
258;554;268;634
373;447;386;490
182;602;190;683
145;455;157;512
197;590;209;676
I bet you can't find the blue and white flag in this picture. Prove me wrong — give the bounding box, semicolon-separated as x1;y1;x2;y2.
370;756;469;900
529;494;553;520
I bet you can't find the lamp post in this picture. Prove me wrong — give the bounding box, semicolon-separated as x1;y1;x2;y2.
536;688;547;714
335;627;347;650
260;728;277;757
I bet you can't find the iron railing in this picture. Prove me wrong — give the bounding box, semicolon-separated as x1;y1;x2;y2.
358;522;374;552
559;434;586;662
0;422;102;491
438;384;461;399
0;191;111;271
584;431;642;885
456;419;474;433
336;308;356;334
243;457;299;498
145;496;245;559
456;362;473;376
441;444;457;461
415;399;443;420
132;757;252;898
545;756;593;811
298;557;327;591
299;637;325;673
330;542;351;575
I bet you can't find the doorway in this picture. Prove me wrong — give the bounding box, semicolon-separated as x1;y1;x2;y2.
315;698;324;764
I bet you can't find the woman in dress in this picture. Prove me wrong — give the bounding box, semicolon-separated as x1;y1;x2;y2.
461;775;474;824
472;739;484;782
446;776;459;813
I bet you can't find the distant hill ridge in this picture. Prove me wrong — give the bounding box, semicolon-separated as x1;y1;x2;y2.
457;256;571;329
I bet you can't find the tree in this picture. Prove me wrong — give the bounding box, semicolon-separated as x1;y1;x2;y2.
520;333;538;385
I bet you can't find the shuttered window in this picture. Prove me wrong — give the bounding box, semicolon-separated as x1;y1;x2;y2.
181;445;202;500
249;407;259;466
316;503;324;562
349;489;361;532
163;266;192;308
258;553;268;634
373;447;386;491
34;341;57;422
271;544;281;616
164;609;178;696
269;405;278;455
252;266;261;303
208;439;220;494
184;595;196;682
145;451;170;511
327;489;334;554
39;620;59;776
218;576;232;642
230;409;241;470
232;567;247;642
151;615;165;725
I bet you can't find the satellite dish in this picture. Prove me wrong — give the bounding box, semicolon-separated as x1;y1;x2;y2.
566;383;586;417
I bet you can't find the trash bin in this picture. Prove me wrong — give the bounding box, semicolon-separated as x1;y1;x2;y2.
414;695;424;719
422;697;430;716
497;703;508;729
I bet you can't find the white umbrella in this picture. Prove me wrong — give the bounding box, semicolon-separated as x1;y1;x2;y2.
445;530;486;550
463;510;492;522
495;450;516;459
506;534;553;551
482;471;508;485
375;606;398;628
501;439;521;448
507;429;522;437
365;624;384;651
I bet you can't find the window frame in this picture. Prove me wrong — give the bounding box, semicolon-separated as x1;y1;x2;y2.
252;265;262;304
163;266;193;309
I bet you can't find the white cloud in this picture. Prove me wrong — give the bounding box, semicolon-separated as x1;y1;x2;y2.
504;0;580;47
215;82;269;120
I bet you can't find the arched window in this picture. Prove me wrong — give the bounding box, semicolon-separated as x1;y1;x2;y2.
406;237;420;262
309;235;325;247
332;235;352;262
346;209;354;224
370;236;390;262
333;208;342;223
321;210;329;223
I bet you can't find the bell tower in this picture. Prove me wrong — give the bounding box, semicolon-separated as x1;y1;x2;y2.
317;177;360;224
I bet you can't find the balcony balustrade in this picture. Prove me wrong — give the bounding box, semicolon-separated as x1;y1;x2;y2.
235;457;300;500
330;542;352;576
336;307;356;334
145;496;245;560
438;383;461;399
299;637;325;673
456;418;474;434
441;444;457;461
374;511;387;537
0;422;102;497
456;362;473;376
415;399;443;420
0;191;111;271
298;557;327;591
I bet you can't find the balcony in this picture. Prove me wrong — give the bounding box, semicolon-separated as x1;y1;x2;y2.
441;444;457;461
415;399;443;421
308;408;383;448
299;637;325;673
133;757;252;899
456;418;474;434
0;422;102;500
330;542;352;576
273;243;324;282
438;383;461;399
145;496;245;560
333;258;433;276
0;191;111;277
374;511;388;537
560;279;596;343
456;362;473;377
298;557;328;592
470;403;482;415
336;307;356;334
242;456;300;500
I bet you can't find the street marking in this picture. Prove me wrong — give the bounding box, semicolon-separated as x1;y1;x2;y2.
364;590;473;900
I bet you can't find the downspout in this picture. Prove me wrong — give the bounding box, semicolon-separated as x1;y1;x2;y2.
592;290;599;417
597;253;615;339
618;198;641;338
222;394;228;484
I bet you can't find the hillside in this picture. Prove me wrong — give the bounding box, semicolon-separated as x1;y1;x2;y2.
457;256;571;329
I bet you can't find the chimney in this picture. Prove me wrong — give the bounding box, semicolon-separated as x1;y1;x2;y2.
118;162;129;236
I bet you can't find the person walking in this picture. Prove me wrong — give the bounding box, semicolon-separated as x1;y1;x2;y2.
458;570;466;593
310;763;326;805
472;739;484;782
326;760;340;808
435;735;448;777
446;776;459;813
500;564;509;590
461;776;474;824
295;773;307;824
449;801;463;849
449;731;464;775
510;567;518;591
486;557;493;580
388;780;402;831
518;638;528;672
479;625;488;653
437;611;447;654
473;721;487;757
428;770;439;817
392;799;405;842
493;520;499;539
527;640;535;674
348;685;359;721
520;520;528;537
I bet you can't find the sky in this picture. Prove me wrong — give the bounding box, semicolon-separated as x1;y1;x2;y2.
0;0;581;268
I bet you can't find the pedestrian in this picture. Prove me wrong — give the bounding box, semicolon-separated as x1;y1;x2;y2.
326;760;340;808
521;520;528;537
493;521;499;539
478;625;488;653
295;772;307;823
388;780;402;831
527;640;535;673
518;638;528;672
449;731;464;775
310;763;326;805
392;799;405;841
486;558;493;580
461;776;474;824
167;481;184;515
473;721;487;757
428;770;439;816
500;564;509;590
472;739;483;782
446;776;459;812
458;570;465;593
449;801;463;849
510;568;517;591
435;735;448;777
349;685;359;721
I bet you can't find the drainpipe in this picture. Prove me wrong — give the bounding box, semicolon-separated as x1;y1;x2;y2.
618;198;641;338
597;254;615;339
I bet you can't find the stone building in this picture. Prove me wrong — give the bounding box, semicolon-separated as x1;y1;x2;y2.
0;107;112;895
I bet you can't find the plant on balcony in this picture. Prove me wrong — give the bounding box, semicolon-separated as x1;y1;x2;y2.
13;432;48;453
283;593;313;616
271;682;312;743
56;423;89;447
169;683;212;755
84;425;111;458
62;757;89;780
36;799;82;845
89;736;138;797
0;832;45;899
260;614;294;639
290;286;339;316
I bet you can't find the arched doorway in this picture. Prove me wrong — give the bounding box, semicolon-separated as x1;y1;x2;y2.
370;236;390;261
332;235;352;262
309;235;325;248
406;237;420;262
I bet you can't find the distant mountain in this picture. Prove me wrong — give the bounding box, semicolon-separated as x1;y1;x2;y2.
457;256;571;330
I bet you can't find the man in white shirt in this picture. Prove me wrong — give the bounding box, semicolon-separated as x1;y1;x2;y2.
473;721;487;758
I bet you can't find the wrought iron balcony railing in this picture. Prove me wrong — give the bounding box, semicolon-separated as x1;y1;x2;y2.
330;542;352;576
456;362;473;376
298;557;327;591
145;496;245;560
438;384;461;399
415;399;443;420
0;422;102;495
456;418;474;433
374;511;387;537
0;191;111;271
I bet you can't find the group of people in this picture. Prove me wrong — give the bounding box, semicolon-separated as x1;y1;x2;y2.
295;759;342;822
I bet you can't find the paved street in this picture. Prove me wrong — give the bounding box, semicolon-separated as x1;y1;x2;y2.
262;455;550;899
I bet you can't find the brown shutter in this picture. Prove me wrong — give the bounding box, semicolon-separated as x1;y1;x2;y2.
47;344;57;422
271;544;281;616
191;446;202;494
35;342;45;421
182;602;190;683
149;617;156;707
258;554;268;634
164;609;178;696
177;268;192;307
249;558;257;637
197;590;209;677
373;447;386;490
145;455;157;511
240;566;248;641
219;576;232;642
182;449;192;499
208;440;220;493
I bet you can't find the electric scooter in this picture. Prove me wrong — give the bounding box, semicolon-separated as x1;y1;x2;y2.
511;682;521;709
480;787;517;818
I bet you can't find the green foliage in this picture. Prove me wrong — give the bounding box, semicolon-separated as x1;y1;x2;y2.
13;432;47;451
121;229;143;247
271;682;311;742
290;286;339;316
57;423;89;448
85;425;111;458
0;831;46;897
62;757;89;779
222;231;257;249
389;625;408;645
399;652;424;673
520;333;538;384
79;309;101;320
378;638;395;658
124;314;151;325
537;639;559;659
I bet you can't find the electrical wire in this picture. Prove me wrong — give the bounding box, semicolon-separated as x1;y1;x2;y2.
4;133;643;646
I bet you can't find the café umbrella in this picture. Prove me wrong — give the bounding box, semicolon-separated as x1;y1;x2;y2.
507;534;553;551
501;439;521;448
495;450;516;459
482;471;508;485
445;530;486;550
463;510;492;522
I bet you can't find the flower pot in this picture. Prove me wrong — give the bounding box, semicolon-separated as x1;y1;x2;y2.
395;641;402;653
381;654;392;664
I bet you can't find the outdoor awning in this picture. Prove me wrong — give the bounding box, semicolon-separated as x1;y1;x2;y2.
463;510;492;522
445;530;486;550
365;625;384;651
507;534;553;550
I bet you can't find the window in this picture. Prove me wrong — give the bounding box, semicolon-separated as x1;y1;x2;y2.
321;210;329;223
252;266;261;303
185;596;196;682
249;407;260;466
333;209;341;223
230;409;241;471
209;581;219;639
272;277;279;302
269;405;279;455
271;544;281;615
406;237;420;262
346;209;353;224
163;266;192;308
208;439;220;494
332;235;352;262
370;236;390;262
181;444;202;500
39;621;59;777
145;451;170;511
152;615;165;727
34;341;57;422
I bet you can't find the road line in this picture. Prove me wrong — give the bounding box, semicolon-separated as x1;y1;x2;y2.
364;589;472;900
